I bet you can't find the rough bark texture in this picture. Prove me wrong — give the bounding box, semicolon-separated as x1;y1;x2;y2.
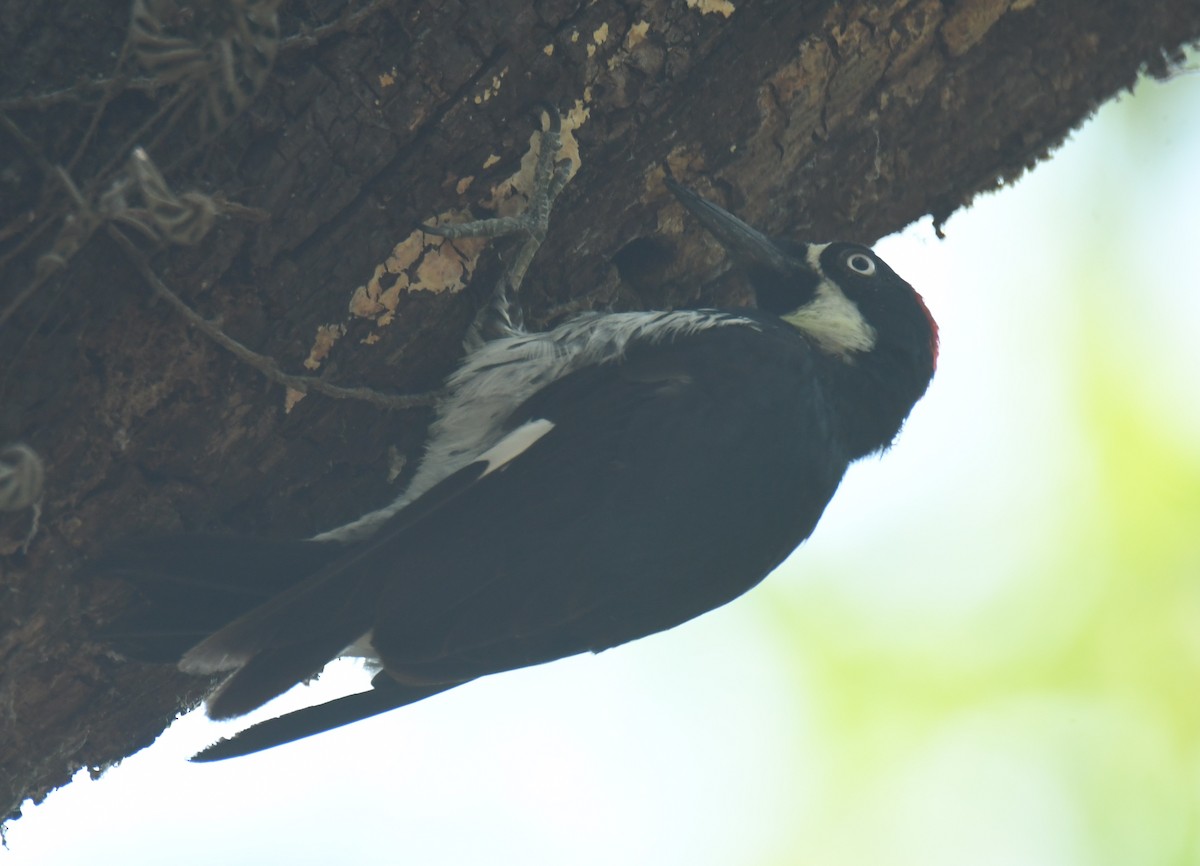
0;0;1196;826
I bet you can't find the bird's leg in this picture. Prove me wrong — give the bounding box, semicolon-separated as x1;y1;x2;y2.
421;104;575;350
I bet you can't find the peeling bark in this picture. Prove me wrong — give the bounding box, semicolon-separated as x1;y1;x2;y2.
1;0;1197;825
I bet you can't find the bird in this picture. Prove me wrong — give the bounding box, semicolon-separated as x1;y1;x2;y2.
99;123;938;761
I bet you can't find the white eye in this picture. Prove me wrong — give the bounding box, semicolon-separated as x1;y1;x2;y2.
845;252;876;276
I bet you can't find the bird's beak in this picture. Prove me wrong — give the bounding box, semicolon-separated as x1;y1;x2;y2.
664;176;812;276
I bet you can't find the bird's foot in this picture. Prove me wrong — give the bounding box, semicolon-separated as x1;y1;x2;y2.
421;103;576;349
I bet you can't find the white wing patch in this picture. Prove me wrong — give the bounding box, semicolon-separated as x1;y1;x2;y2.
315;309;753;543
478;418;555;477
340;630;379;662
180;643;250;675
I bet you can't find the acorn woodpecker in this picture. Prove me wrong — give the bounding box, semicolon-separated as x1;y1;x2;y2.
101;132;938;761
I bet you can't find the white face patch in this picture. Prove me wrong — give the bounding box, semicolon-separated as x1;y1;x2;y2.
784;245;876;359
805;242;830;273
478;418;556;477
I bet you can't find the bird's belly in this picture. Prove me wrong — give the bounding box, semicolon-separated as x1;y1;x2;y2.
374;445;843;676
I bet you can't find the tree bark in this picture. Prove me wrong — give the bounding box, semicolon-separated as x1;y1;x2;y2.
1;0;1196;825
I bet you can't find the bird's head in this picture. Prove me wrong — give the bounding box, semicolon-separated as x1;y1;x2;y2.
666;177;939;379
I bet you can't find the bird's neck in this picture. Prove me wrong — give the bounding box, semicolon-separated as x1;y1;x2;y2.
815;347;930;460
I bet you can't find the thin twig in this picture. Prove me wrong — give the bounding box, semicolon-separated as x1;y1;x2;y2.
0;110;56;174
0;113;82;324
0;215;54;279
0;0;398;112
81;88;192;199
280;0;398;52
0;75;170;111
0;266;57;332
0;162;102;330
66;41;133;176
106;224;439;411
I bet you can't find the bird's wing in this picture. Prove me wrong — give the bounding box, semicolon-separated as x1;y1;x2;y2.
362;318;839;680
182;451;524;719
98;436;531;718
177;319;837;723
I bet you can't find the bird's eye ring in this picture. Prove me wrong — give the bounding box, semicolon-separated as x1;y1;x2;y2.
845;252;876;276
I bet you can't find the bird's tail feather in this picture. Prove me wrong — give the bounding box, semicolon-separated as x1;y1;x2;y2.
97;534;348;663
202;625;368;720
192;672;458;761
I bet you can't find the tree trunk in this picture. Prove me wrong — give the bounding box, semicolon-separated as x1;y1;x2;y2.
1;0;1196;824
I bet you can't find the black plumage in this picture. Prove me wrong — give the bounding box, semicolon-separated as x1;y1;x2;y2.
99;176;938;761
